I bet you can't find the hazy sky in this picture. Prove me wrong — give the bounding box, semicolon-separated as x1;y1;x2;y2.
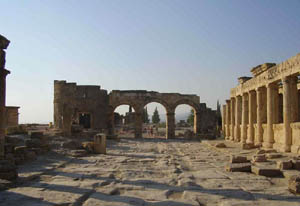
1;0;300;123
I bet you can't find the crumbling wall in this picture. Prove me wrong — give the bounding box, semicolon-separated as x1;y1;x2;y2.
5;106;19;127
54;80;108;135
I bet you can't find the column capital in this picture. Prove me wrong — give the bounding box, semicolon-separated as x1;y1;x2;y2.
226;99;231;104
256;86;264;92
266;82;277;89
0;68;10;77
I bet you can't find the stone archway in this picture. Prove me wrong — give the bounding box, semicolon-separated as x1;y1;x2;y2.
109;90;202;139
173;99;202;135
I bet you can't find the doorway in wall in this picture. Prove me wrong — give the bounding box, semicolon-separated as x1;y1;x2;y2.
79;113;91;128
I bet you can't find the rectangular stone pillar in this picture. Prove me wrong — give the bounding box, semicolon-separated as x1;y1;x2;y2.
166;112;175;139
264;83;276;149
256;87;264;146
226;100;231;140
247;90;256;144
94;133;106;154
241;93;248;143
230;98;235;141
234;96;242;142
0;69;10;159
135;112;143;138
222;105;226;136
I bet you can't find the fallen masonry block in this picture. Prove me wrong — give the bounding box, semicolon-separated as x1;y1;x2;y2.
28;131;44;139
230;155;248;163
252;154;267;163
225;163;251;172
292;159;300;170
251;165;282;177
215;142;227;148
265;153;282;159
277;160;293;170
289;175;300;194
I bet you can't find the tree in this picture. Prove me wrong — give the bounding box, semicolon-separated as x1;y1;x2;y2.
152;107;160;124
143;107;150;123
187;109;194;126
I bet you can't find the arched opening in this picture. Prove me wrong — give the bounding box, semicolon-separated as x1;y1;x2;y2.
175;104;197;138
113;104;136;138
142;102;167;138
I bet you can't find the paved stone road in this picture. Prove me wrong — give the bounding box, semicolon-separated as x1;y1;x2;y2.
0;137;300;206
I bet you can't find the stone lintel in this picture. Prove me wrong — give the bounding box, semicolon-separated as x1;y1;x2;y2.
238;76;252;84
251;63;276;77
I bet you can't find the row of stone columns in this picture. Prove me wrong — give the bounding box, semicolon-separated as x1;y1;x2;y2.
224;75;299;152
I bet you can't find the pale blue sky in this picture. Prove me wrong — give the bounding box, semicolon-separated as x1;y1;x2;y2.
1;0;300;123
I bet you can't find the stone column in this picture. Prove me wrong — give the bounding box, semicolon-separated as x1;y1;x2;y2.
0;69;10;159
134;111;143;138
230;98;235;141
256;87;264;145
226;100;231;140
264;83;276;149
247;90;256;144
241;93;248;143
290;76;299;122
222;105;226;136
234;96;242;142
282;76;292;152
166;112;175;139
194;112;201;135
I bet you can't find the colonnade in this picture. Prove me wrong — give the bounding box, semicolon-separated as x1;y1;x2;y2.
223;75;299;153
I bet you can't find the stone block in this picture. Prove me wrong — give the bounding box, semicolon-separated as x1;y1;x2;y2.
277;160;293;170
288;175;300;194
0;160;16;172
25;139;41;148
265;153;282;159
225;163;251;172
28;131;44;139
230;155;248;163
4;143;14;154
69;149;87;157
251;165;282;177
256;149;265;154
215;142;226;148
292;160;300;170
14;146;27;155
25;151;37;161
252;154;267;163
61;140;81;150
0;160;18;180
94;133;106;154
0;171;18;180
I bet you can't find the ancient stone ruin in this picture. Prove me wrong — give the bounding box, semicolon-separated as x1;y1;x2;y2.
54;80;217;139
222;52;300;154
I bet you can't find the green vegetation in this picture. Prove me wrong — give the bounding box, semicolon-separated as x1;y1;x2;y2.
152;107;160;124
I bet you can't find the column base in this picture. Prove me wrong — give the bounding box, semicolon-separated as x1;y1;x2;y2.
273;143;291;152
254;142;262;147
291;145;300;154
246;139;254;145
262;142;274;149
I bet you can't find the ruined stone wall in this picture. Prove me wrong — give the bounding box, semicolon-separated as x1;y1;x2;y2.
5;106;19;127
199;103;217;133
54;80;108;135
